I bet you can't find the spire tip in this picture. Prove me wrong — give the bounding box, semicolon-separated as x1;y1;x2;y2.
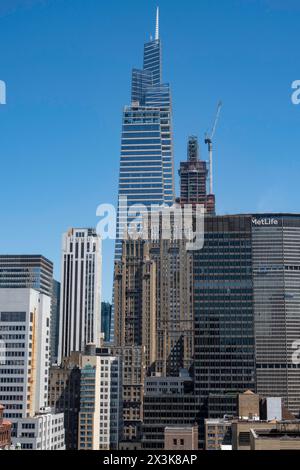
155;6;159;41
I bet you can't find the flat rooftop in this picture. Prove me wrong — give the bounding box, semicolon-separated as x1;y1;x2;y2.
252;429;300;440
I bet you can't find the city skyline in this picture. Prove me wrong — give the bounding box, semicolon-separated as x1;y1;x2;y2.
0;1;300;454
0;0;299;302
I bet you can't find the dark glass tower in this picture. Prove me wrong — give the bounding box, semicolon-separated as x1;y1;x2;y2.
193;215;256;443
0;254;53;296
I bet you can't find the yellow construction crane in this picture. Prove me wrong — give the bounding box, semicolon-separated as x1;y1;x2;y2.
205;101;223;195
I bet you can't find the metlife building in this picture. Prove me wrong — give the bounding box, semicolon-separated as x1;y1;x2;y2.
193;213;300;424
252;213;300;416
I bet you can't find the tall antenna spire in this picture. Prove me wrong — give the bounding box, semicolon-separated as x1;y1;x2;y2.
155;6;159;41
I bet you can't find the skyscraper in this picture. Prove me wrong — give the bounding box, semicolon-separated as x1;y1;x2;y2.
192;213;300;440
49;352;82;450
78;352;122;450
0;255;60;366
114;223;195;443
0;288;51;421
179;136;215;214
252;214;300;416
114;240;155;442
112;8;175;339
193;215;256;444
0;255;53;296
58;228;102;361
0;288;66;450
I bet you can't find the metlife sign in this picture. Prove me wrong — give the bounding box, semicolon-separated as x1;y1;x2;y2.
252;217;279;226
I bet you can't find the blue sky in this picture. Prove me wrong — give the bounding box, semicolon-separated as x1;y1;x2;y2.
0;0;299;300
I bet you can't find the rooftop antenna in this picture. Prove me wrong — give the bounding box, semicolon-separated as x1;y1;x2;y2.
155;6;159;40
205;101;222;195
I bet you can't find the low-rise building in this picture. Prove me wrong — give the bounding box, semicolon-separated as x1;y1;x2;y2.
238;390;260;421
13;409;65;450
232;420;300;450
142;371;197;450
205;418;232;450
250;424;300;450
0;404;11;449
164;425;198;450
205;392;299;450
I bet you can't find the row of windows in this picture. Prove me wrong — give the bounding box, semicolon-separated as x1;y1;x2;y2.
122;139;161;145
121;156;163;163
0;326;26;331
0;395;24;400
121;151;162;157
119;183;163;189
0;368;24;374
0;377;24;383
0;386;24;391
119;176;162;182
0;312;26;322
122;132;161;138
2;343;26;349
0;360;26;365
122;125;160;131
0;334;25;340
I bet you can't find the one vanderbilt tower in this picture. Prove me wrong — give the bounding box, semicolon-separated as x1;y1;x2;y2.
112;8;175;337
115;7;175;260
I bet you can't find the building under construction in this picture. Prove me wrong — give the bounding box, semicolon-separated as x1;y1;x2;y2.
179;136;215;214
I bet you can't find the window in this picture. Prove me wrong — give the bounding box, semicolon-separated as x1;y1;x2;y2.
0;312;26;322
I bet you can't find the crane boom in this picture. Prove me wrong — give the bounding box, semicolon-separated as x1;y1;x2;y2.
205;101;223;195
211;101;222;140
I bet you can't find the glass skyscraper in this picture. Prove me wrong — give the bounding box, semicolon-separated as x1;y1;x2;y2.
193;215;256;444
112;9;175;338
0;254;53;296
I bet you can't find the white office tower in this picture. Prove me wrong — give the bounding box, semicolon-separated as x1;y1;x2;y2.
0;289;50;419
78;354;122;450
58;228;102;362
0;288;65;450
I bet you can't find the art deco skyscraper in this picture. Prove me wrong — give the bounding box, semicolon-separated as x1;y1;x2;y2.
112;9;175;339
114;228;194;443
58;228;102;362
114;240;156;442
